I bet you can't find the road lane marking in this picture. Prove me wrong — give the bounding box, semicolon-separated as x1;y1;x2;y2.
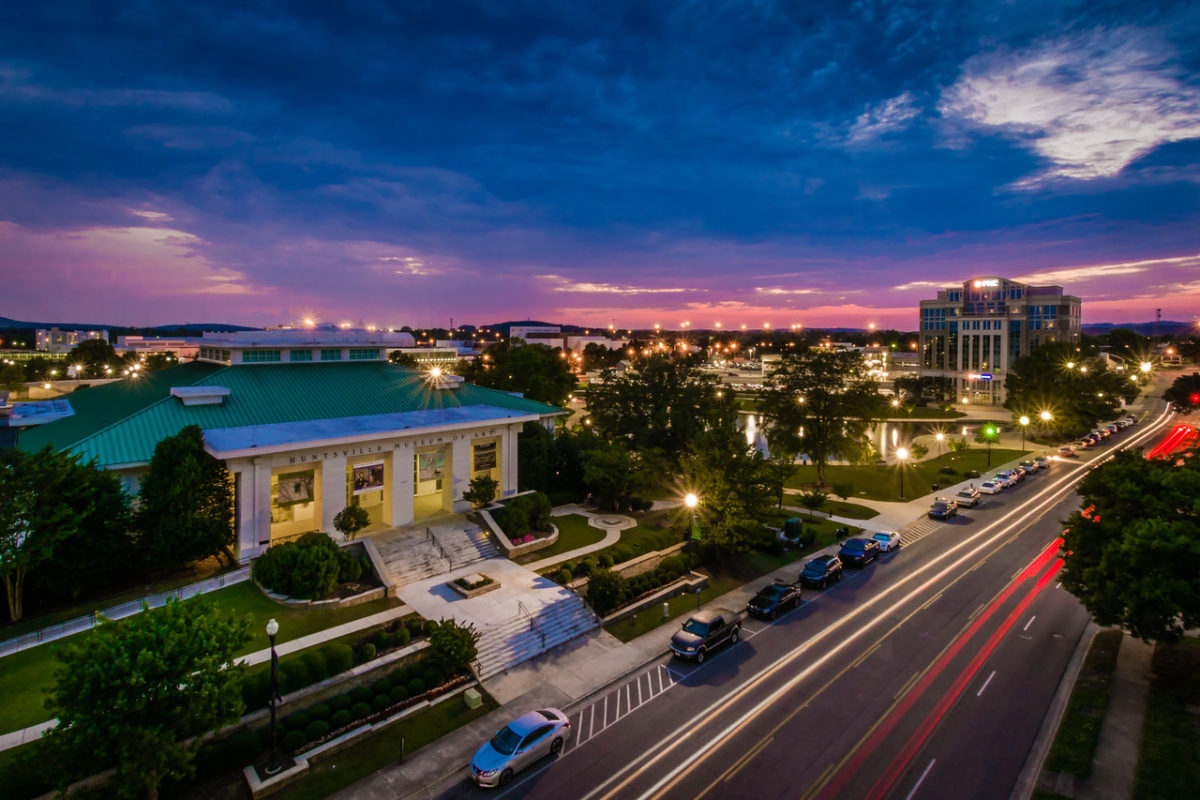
1023;615;1036;632
894;671;921;700
575;395;1174;800
603;694;610;726
722;736;774;784
850;642;882;669
904;759;936;800
976;670;996;697
637;674;644;705
968;602;986;621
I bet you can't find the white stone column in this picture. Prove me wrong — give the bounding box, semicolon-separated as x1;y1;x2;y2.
320;456;347;532
233;468;257;561
392;447;415;527
250;459;273;555
503;425;519;497
450;436;471;512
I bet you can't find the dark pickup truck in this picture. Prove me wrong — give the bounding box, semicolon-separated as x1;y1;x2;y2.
746;579;802;620
669;608;743;663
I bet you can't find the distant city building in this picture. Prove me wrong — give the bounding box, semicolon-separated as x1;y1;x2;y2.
388;346;461;366
116;335;203;359
509;325;626;353
22;328;564;560
919;276;1082;405
35;328;108;354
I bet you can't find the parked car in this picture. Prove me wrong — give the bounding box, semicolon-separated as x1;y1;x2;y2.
1018;459;1039;473
799;554;844;588
1011;465;1029;481
470;708;571;787
979;480;1004;494
747;579;802;620
994;470;1018;487
955;487;982;507
1058;446;1079;458
670;608;743;663
1105;424;1119;435
928;496;958;520
871;530;901;552
838;537;881;567
1126;415;1137;425
1034;456;1050;469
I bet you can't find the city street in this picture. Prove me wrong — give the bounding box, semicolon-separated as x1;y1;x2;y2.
428;404;1174;800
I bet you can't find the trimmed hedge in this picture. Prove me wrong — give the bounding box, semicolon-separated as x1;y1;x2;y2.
253;532;342;600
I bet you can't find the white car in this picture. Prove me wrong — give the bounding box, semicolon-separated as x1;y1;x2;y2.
993;471;1018;488
955;488;982;507
978;480;1003;494
470;709;571;787
871;531;901;552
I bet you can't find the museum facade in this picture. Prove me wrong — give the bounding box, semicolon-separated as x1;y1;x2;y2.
19;329;566;561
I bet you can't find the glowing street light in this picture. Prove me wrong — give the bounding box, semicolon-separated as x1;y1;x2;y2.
983;425;997;468
684;493;701;542
1040;410;1052;422
1140;361;1152;373
1019;415;1030;450
935;431;945;457
896;447;909;500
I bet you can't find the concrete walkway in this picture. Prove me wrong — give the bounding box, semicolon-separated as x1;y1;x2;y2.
0;567;251;659
522;506;636;572
1076;634;1154;800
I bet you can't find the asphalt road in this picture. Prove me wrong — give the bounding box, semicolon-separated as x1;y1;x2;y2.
434;405;1175;800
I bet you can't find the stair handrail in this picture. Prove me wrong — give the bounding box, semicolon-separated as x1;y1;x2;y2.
426;527;453;570
516;600;547;648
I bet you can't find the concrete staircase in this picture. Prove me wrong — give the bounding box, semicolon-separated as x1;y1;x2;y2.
375;524;502;587
475;594;600;680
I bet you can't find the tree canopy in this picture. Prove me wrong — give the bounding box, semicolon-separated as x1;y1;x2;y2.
1060;449;1200;643
1004;342;1129;438
43;596;250;800
679;426;775;558
70;338;121;378
136;425;236;570
458;341;574;407
760;350;887;486
1163;372;1200;412
586;355;737;465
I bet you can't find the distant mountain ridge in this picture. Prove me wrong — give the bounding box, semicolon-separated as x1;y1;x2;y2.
0;316;256;333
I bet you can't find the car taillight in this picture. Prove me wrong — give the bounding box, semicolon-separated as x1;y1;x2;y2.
564;719;571;727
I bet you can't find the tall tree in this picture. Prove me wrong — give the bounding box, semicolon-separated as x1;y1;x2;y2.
1060;450;1200;642
458;341;574;406
1004;342;1127;438
136;425;236;569
70;338;120;378
586;355;736;465
760;351;887;487
1163;372;1200;411
43;596;250;800
0;448;84;621
678;426;774;557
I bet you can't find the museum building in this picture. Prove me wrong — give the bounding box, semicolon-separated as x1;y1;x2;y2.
18;330;566;561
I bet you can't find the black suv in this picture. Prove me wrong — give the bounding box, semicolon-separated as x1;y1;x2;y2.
799;555;844;588
747;580;802;620
837;537;880;568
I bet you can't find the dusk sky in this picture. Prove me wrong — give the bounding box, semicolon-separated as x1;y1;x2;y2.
2;1;1198;331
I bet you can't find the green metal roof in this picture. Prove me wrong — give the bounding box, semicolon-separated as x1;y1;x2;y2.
19;361;564;468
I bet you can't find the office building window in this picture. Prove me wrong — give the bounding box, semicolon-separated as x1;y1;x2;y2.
289;350;312;362
242;349;281;363
320;349;343;361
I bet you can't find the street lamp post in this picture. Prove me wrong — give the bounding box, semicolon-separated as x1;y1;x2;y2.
935;432;944;458
1019;415;1030;451
266;619;282;775
896;447;909;500
984;425;996;468
684;493;700;542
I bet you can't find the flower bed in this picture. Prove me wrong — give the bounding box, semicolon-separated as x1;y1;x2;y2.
449;573;500;599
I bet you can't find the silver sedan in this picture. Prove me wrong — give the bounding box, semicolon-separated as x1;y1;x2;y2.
469;708;571;787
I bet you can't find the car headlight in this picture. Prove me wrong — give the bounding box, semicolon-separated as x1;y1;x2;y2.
478;767;499;777
684;645;695;651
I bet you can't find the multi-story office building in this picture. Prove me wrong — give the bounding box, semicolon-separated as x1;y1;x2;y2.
35;327;108;354
919;276;1081;405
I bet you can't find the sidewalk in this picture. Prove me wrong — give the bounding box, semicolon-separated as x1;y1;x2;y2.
329;534;873;800
0;566;251;659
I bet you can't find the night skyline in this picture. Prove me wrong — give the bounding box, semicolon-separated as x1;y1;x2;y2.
2;1;1198;330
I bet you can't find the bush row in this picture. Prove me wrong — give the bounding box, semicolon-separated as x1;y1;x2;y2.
553;529;684;584
585;561;693;616
492;491;553;540
241;617;428;709
252;532;373;600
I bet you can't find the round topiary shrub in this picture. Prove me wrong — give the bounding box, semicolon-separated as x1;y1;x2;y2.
612;547;631;563
421;663;443;687
305;720;330;742
330;709;352;729
330;694;351;711
322;643;354;676
659;556;684;574
406;618;423;637
308;703;331;721
281;660;312;694
370;678;390;696
665;570;679;582
301;650;329;683
389;685;409;704
372;630;389;651
284;711;310;732
557;567;572;585
598;553;614;568
359;642;377;663
395;627;412;647
241;671;271;711
407;677;426;696
282;729;306;752
351;686;372;703
371;693;392;712
350;701;371;719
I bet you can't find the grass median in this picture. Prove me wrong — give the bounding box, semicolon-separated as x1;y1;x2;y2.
1134;636;1200;799
1043;628;1123;778
784;449;1026;501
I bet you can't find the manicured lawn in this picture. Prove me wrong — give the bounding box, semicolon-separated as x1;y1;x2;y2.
0;583;402;735
0;560;239;641
273;691;500;800
1134;637;1200;800
541;523;684;575
605;574;743;642
823;500;880;520
784;449;1026;501
1044;629;1123;778
515;514;607;565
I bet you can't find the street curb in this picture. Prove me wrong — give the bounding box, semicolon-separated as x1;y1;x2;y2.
1009;620;1100;800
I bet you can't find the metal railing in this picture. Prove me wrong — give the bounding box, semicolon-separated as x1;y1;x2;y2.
426;527;453;570
516;600;546;648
